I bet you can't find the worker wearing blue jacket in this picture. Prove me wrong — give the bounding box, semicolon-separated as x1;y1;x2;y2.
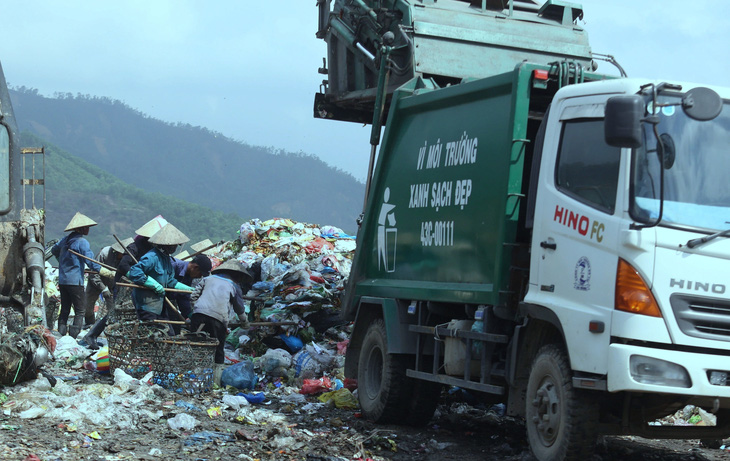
51;212;101;338
128;223;193;322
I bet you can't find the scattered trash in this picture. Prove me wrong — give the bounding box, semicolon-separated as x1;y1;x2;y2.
221;394;250;410
317;388;358;409
300;377;332;395
167;413;198;431
238;392;266;404
183;430;235;446
206;406;222;418
221;359;257;390
175;400;203;413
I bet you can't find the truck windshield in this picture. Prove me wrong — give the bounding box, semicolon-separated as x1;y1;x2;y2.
630;95;730;231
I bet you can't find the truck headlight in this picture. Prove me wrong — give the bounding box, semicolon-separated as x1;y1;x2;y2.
629;355;691;388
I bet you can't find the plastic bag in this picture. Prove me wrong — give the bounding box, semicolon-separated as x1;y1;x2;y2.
220;359;257;390
292;344;335;378
261;349;292;377
184;431;234;446
113;368;141;391
317;388;358;409
221;394;250;410
239;223;256;244
279;334;303;354
304;237;334;254
168;413;198;431
299;377;332;395
238;392;266;404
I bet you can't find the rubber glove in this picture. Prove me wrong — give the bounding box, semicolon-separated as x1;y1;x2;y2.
237;313;250;328
143;276;165;295
99;267;115;278
101;287;112;301
174;282;193;291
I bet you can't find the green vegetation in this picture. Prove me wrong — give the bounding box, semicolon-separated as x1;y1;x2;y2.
11;87;364;234
23;132;245;253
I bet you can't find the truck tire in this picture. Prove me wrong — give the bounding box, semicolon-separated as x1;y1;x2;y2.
526;344;597;461
400;378;441;427
357;319;409;423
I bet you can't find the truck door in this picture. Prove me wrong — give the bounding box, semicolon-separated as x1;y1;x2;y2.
528;100;623;375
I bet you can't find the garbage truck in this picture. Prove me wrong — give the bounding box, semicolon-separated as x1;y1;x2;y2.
315;0;730;459
0;60;46;329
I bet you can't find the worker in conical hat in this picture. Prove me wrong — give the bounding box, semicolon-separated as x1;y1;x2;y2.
81;237;133;350
127;223;193;323
135;215;168;238
51;212;101;338
63;212;97;232
114;216;168;296
190;260;253;375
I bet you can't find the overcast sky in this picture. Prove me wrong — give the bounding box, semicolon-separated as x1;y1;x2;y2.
0;1;727;182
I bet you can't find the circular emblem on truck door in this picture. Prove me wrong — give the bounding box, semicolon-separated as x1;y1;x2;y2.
574;256;591;291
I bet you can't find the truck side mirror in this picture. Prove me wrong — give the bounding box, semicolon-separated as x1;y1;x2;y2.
605;95;644;148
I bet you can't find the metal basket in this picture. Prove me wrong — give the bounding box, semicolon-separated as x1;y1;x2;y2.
148;333;218;395
106;321;165;378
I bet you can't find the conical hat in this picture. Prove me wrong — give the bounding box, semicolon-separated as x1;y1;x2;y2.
149;223;189;245
64;212;97;232
212;260;252;279
173;250;190;260
191;239;215;255
135;215;168;238
111;237;134;254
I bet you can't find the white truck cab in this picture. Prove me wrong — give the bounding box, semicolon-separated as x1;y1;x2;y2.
528;78;730;403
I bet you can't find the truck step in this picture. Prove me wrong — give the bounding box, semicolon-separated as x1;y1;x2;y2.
409;325;509;344
406;369;505;395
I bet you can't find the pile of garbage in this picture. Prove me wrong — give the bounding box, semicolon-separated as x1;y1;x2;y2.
210;218;355;361
33;217;359;392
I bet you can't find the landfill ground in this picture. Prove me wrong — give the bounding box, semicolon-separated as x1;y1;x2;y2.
1;364;730;461
4;219;730;460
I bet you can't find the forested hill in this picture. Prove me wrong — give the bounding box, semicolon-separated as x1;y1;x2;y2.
23;131;244;253
10;87;364;233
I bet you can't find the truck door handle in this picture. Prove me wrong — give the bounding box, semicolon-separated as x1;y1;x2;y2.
540;241;557;250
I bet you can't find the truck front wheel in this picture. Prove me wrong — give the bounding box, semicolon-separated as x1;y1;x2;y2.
526;344;597;461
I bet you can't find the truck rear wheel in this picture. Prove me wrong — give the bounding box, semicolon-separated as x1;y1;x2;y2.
358;319;407;423
526;344;597;461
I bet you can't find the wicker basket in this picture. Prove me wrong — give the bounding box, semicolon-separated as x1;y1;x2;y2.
108;287;138;323
106;321;218;394
106;321;164;378
148;334;218;395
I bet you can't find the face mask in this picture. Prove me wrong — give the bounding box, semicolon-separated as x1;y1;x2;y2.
159;244;177;255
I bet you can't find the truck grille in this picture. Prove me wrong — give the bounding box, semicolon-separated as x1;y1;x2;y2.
670;294;730;341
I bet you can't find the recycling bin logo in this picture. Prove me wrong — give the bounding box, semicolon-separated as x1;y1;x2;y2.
377;187;397;273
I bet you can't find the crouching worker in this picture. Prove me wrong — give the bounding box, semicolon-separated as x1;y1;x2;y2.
190;260;252;382
128;223;193;323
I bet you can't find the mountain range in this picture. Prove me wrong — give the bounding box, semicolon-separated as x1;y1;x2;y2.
9;87;365;250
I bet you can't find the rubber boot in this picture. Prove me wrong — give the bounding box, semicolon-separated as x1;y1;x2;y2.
69;314;84;339
69;324;82;339
213;364;225;387
57;321;67;336
82;316;107;350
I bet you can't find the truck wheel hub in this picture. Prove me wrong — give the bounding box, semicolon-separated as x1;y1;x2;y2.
531;379;560;445
364;347;383;399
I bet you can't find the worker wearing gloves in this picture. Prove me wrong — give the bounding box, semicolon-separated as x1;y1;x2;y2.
190;260;252;383
128;223;193;322
84;216;168;349
51;212;101;338
84;237;132;326
115;215;168;291
170;254;212;319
